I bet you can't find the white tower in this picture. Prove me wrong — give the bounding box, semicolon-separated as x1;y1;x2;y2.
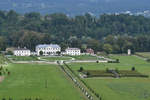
128;49;131;55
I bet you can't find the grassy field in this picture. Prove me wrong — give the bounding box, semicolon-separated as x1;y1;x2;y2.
8;56;39;61
0;64;84;100
41;56;72;61
69;55;102;60
68;55;150;100
136;52;150;59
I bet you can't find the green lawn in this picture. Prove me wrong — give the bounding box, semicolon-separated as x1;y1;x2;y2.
68;55;150;100
69;55;102;60
8;56;39;61
136;52;150;59
41;56;72;61
0;64;84;100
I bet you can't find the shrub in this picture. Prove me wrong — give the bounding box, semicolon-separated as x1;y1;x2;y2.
106;68;109;73
116;59;120;63
86;72;90;76
131;67;135;71
78;67;84;72
0;66;3;70
39;51;43;56
6;51;13;55
146;59;150;62
9;98;13;100
96;61;99;63
8;71;10;75
115;68;119;73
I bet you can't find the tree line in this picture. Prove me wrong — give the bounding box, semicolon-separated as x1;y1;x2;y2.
0;10;150;53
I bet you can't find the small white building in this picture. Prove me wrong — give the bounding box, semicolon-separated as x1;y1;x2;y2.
36;44;61;56
66;48;81;56
13;47;31;56
128;49;131;55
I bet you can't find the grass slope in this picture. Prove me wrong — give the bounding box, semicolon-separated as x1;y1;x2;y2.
136;52;150;59
8;56;39;61
41;56;71;61
68;55;150;100
0;64;84;100
69;55;100;60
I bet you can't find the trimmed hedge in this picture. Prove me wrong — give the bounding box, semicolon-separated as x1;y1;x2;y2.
82;70;149;78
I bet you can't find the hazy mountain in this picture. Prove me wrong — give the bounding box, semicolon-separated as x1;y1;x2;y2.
0;0;150;15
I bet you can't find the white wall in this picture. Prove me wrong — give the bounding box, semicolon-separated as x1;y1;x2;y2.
14;50;31;56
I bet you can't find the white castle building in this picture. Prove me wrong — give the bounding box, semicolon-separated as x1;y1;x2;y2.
65;48;81;56
36;44;61;56
13;47;31;56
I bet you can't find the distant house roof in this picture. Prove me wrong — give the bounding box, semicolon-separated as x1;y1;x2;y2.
66;48;80;51
86;48;94;54
14;47;30;51
36;44;60;48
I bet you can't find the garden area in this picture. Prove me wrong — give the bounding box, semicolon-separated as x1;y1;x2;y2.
80;68;148;78
7;56;39;61
67;55;150;100
0;63;84;100
69;55;104;60
135;52;150;59
41;56;72;61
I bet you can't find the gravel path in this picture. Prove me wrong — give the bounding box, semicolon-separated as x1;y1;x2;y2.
0;76;4;83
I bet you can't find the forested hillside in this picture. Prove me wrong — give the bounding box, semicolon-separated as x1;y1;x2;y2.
0;10;150;53
0;0;150;15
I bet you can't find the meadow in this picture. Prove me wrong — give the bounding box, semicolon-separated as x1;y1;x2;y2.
41;56;72;61
69;55;103;60
7;56;39;61
136;52;150;59
68;55;150;100
0;63;84;100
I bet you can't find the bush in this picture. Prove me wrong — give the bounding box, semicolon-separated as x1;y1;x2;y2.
131;67;135;71
115;68;119;73
78;67;84;72
106;68;109;73
146;59;150;62
85;72;90;76
6;51;13;55
116;59;120;63
96;61;99;63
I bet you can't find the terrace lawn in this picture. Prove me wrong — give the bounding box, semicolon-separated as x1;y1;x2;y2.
0;64;84;100
68;55;150;100
69;55;100;60
8;56;39;61
41;56;72;61
136;52;150;59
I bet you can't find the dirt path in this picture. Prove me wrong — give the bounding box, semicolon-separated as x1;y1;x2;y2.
0;76;4;83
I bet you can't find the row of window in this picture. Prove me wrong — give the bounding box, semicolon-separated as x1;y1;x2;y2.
15;51;30;53
42;52;57;54
38;48;60;50
66;51;80;52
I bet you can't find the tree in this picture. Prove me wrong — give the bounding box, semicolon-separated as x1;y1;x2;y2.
131;67;135;71
0;36;6;51
79;67;84;72
103;44;113;54
39;51;43;56
56;51;61;56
